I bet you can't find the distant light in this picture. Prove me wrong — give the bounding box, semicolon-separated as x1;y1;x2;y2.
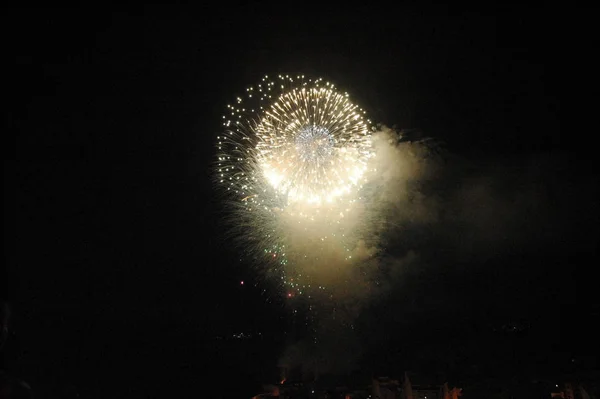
240;281;244;285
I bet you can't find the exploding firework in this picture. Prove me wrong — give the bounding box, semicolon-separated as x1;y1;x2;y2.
254;84;372;204
216;74;378;298
217;75;373;205
215;75;442;376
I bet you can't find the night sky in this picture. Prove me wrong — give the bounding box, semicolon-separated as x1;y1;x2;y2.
4;5;597;399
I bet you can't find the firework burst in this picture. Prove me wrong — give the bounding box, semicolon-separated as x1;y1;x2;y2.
216;74;377;298
215;75;441;375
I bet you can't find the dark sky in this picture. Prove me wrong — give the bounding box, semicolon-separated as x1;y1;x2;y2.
4;4;596;399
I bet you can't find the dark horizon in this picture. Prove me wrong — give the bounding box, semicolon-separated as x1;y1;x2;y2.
4;5;596;399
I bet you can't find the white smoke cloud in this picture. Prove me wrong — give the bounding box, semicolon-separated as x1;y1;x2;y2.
275;125;598;377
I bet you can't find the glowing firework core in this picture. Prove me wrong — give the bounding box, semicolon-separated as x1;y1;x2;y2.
295;125;335;163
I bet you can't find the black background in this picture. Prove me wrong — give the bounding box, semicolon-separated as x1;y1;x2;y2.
4;4;597;399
